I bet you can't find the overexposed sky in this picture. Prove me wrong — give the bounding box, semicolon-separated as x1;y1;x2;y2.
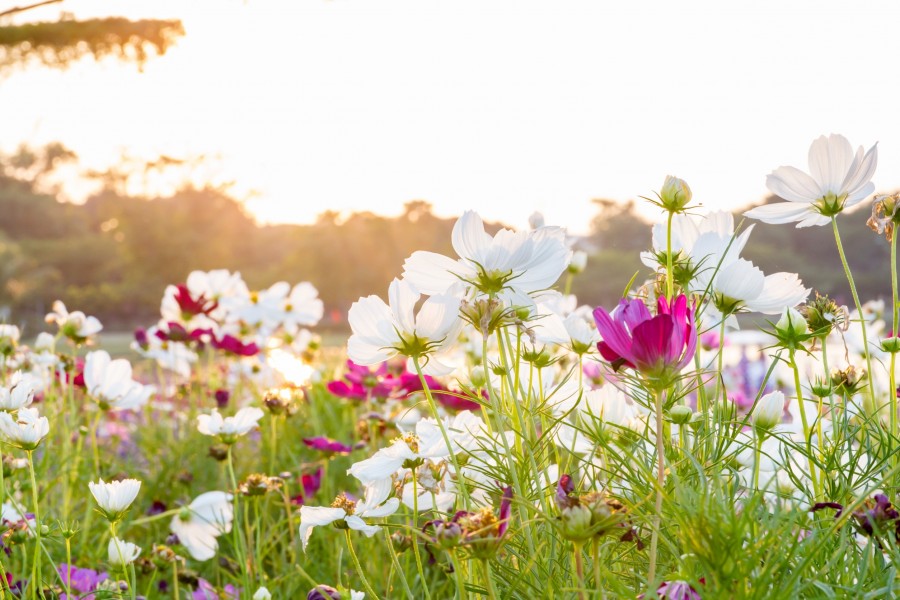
2;0;899;234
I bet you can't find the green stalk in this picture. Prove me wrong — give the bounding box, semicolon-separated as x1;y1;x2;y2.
665;210;675;300
647;388;666;588
753;433;764;491
383;529;414;600
225;447;251;595
832;217;877;422
411;357;471;510
573;542;586;600
480;559;498;600
789;350;821;500
890;231;898;483
345;530;380;599
479;336;536;555
27;451;42;600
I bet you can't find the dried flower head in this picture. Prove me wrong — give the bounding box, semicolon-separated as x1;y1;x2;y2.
868;193;900;241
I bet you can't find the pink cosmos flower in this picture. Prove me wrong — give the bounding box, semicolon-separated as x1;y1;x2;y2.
303;437;354;455
593;295;697;387
213;335;259;357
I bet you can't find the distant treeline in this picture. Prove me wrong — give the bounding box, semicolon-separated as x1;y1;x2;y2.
0;168;892;334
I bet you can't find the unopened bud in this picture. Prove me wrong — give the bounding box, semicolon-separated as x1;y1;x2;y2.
667;405;693;425
659;175;692;212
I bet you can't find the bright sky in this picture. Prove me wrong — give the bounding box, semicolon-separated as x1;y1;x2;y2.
2;0;900;234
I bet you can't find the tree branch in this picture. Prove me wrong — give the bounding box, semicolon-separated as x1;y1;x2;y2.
0;0;63;18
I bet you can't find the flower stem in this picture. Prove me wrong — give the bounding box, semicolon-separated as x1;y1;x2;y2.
832;216;877;421
573;542;586;600
666;210;675;300
345;529;380;600
383;529;414;600
753;433;763;491
890;231;899;484
411;357;471;510
480;559;498;600
789;350;821;500
27;451;42;600
225;447;251;595
592;537;604;599
647;389;666;588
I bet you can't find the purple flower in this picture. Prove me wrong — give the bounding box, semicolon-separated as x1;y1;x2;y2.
593;295;697;387
303;437;353;455
58;564;108;597
812;494;900;540
398;372;481;412
192;578;239;600
656;580;702;600
307;585;341;600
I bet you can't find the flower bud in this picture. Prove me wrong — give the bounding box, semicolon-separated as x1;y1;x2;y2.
659;176;692;212
567;251;588;275
667;405;693;425
881;336;900;354
776;307;808;338
752;391;785;433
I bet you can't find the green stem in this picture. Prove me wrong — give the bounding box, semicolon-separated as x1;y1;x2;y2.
345;530;380;600
383;529;414;600
480;559;498;600
225;447;251;595
647;389;666;588
753;433;763;491
410;475;432;600
789;350;821;500
592;537;604;599
574;542;586;600
450;549;468;600
665;210;675;300
479;335;536;556
27;451;43;600
411;357;470;510
890;232;898;484
832;217;877;421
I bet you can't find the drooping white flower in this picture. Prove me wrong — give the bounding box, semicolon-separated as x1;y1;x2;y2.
197;407;264;443
170;491;234;561
554;383;642;453
752;391;786;433
746;134;878;227
89;478;141;522
347;411;484;484
299;479;399;551
709;259;809;319
252;587;273;600
132;332;198;379
347;278;460;369
84;351;154;411
108;537;141;566
45;300;103;342
0;407;49;450
0;372;36;411
403;211;572;301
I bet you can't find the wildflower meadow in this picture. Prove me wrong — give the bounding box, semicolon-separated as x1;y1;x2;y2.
3;133;900;599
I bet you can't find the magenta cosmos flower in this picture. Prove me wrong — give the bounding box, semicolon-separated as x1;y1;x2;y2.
592;295;697;387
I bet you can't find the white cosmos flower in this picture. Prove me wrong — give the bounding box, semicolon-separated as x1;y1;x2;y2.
299;478;400;551
0;407;49;450
252;588;273;600
108;537;141;566
45;300;103;341
403;210;571;301
0;373;36;411
89;478;141;521
282;282;324;329
347;278;460;370
170;491;234;561
197;407;264;443
709;259;809;318
745;134;878;227
752;391;786;433
84;351;154;411
347;411;484;484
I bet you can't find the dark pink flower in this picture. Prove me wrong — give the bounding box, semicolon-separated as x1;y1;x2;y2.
213;335;259;357
303;437;353;455
593;295;697;387
327;360;401;401
398;372;481;412
174;284;218;319
292;468;323;505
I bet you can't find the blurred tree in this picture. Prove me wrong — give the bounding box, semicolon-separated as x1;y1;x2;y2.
0;1;183;71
